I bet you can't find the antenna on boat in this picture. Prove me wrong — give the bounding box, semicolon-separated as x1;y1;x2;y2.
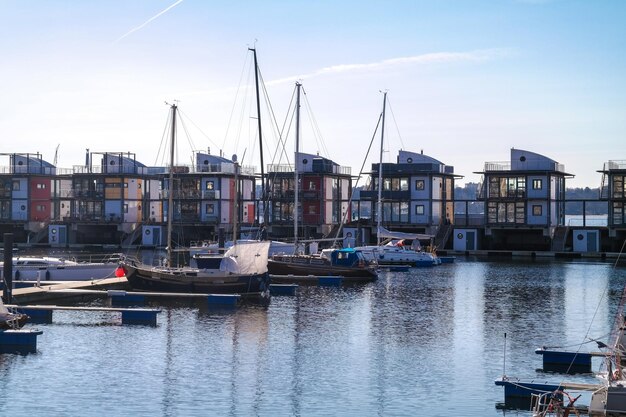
503;332;507;379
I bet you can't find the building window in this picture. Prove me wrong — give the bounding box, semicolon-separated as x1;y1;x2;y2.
415;205;425;215
205;204;214;214
532;179;543;190
415;180;425;191
308;205;317;215
36;183;46;189
308;181;316;190
36;205;46;212
123;204;129;213
206;181;214;190
12;181;20;191
533;205;542;216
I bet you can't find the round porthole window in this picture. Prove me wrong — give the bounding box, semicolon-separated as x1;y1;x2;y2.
204;160;209;165
457;233;464;239
346;232;352;238
520;156;526;162
303;158;308;164
407;157;413;163
18;161;23;165
577;233;584;240
110;160;116;165
145;229;151;235
20;205;25;210
51;229;57;234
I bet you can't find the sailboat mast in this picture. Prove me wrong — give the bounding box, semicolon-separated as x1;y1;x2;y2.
249;47;266;225
377;92;387;246
167;103;177;266
294;82;302;246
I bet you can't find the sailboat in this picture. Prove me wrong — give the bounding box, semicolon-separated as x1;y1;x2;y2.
263;82;378;283
119;104;271;297
353;92;437;267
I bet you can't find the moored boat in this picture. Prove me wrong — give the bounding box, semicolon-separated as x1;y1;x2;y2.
269;248;377;284
0;255;120;282
121;241;271;296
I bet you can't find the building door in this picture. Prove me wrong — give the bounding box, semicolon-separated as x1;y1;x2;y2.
587;231;597;252
466;231;475;250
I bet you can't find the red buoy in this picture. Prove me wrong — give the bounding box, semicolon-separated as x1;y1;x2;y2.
115;266;125;277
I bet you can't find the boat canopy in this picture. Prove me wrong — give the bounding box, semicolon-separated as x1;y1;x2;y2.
377;226;433;241
219;241;270;275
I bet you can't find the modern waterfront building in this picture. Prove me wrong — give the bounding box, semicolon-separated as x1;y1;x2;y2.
455;148;571;251
351;149;460;246
0;150;256;248
265;152;352;241
598;160;626;250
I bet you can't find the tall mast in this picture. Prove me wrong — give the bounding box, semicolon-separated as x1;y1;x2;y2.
377;92;387;246
166;103;177;266
294;82;302;246
248;47;266;225
233;159;239;242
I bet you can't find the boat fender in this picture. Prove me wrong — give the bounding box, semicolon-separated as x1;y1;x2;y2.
14;270;19;280
45;270;51;281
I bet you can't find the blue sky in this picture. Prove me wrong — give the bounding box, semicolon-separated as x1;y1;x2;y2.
1;0;625;187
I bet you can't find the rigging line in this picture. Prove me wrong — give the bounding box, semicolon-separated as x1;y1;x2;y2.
177;108;220;151
154;108;173;166
222;49;252;153
301;87;330;158
258;68;286;164
177;112;197;155
386;98;406;151
571;237;626;376
331;112;383;242
270;85;297;167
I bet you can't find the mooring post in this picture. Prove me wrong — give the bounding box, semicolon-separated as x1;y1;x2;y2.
2;233;13;304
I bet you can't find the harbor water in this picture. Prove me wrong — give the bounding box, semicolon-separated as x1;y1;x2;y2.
1;257;625;416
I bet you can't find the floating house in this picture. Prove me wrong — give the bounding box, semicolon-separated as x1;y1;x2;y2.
458;148;571;251
353;150;459;246
598;160;626;251
266;152;352;241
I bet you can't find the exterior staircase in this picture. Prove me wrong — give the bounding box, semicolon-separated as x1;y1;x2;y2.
121;226;143;247
551;226;569;251
434;223;453;250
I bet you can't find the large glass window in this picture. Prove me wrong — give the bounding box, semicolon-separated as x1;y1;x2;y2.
533;179;543;190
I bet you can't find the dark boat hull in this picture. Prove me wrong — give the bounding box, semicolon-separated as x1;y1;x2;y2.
267;256;377;283
121;262;270;295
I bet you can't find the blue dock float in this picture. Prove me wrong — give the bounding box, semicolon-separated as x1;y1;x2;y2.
495;377;563;399
207;294;241;308
108;290;147;306
0;329;44;354
270;284;298;296
8;305;161;327
535;348;593;373
318;276;343;286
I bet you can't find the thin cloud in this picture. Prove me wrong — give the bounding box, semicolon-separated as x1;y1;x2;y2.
115;0;184;43
267;48;512;85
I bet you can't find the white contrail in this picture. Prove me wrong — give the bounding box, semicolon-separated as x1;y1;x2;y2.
267;48;512;86
115;0;184;43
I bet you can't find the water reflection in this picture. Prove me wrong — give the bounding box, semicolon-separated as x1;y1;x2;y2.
1;258;624;416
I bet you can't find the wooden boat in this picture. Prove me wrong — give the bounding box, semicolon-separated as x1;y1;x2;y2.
121;241;271;296
119;104;271;298
268;248;377;284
